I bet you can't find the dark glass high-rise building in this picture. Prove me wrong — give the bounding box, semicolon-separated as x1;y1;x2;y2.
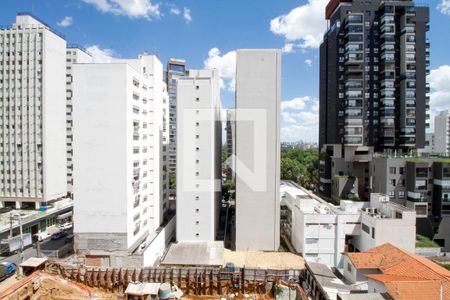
319;0;430;200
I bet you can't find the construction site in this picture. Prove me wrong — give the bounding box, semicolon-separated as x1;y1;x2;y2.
0;251;307;300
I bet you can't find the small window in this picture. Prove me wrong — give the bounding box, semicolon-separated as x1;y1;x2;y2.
372;227;376;239
196;221;199;225
196;85;199;90
196;97;199;102
195;196;199;200
195;209;199;213
195;233;199;237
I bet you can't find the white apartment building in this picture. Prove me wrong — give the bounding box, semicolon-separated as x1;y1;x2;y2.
65;46;92;194
281;182;416;268
0;13;67;209
434;110;450;156
176;69;221;242
73;54;171;267
235;49;281;251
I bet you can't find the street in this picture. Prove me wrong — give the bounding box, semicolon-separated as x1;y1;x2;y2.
0;229;73;265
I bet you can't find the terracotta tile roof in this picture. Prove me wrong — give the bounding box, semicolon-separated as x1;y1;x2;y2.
346;252;384;269
384;280;443;300
345;243;450;300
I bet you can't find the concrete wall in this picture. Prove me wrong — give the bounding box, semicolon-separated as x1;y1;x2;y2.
235;49;281;251
42;29;68;201
73;64;129;237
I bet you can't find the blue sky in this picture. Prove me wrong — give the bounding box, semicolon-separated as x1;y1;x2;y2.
1;0;450;142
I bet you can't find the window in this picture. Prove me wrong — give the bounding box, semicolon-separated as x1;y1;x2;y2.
372;227;375;239
390;179;396;186
196;85;199;90
398;191;405;199
347;263;352;272
362;223;370;234
389;167;396;175
195;233;199;237
389;191;395;197
196;97;199;102
399;167;404;175
195;209;199;213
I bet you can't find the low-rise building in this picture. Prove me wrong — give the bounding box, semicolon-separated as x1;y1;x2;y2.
343;243;450;299
281;181;416;268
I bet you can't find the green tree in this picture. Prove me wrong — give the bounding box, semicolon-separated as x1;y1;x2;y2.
169;173;176;189
280;147;319;190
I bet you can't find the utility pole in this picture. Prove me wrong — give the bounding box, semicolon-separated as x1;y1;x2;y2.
16;214;24;263
9;213;13;238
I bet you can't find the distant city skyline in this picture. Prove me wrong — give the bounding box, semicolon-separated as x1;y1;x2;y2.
0;0;449;143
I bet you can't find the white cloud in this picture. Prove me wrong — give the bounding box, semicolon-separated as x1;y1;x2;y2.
438;0;450;15
270;0;328;49
281;97;310;111
305;59;312;67
282;43;295;54
81;0;160;19
281;97;319;142
428;65;450;130
170;7;180;15
183;7;192;23
85;45;116;63
57;16;73;27
204;48;236;91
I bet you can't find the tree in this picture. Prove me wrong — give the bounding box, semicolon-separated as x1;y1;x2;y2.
280;157;304;181
280;147;319;190
169;173;176;189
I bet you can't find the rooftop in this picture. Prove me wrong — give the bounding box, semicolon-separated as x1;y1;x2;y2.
345;243;450;299
161;241;224;266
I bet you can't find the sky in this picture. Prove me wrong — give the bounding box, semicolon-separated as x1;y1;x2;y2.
1;0;450;143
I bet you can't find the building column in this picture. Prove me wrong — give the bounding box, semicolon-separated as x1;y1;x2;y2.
15;201;21;209
35;202;41;210
0;201;4;208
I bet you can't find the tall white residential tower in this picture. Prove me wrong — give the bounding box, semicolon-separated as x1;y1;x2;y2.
176;69;222;242
0;13;67;209
235;49;281;251
73;54;171;267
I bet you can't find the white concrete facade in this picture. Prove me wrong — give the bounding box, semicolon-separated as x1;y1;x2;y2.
176;69;221;242
235;49;281;251
72;54;170;267
434;110;450;156
65;47;92;194
282;183;416;268
0;13;67;208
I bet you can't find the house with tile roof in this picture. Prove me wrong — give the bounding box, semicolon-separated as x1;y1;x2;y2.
343;243;450;300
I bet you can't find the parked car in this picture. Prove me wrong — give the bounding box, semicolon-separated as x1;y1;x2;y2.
64;234;74;244
51;231;68;240
59;222;73;230
34;232;51;242
0;207;12;214
0;262;16;282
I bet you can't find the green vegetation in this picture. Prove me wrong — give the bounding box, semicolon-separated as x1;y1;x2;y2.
223;179;235;200
441;264;450;271
169;173;176;189
407;159;426;163
280;148;318;190
435;159;450;164
415;234;440;248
